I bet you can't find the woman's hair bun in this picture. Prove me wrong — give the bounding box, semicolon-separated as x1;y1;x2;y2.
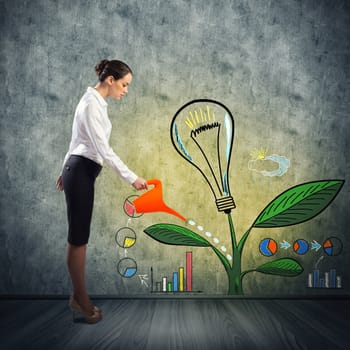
95;59;110;77
94;59;132;82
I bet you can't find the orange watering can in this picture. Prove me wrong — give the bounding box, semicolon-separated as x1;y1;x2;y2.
133;179;186;221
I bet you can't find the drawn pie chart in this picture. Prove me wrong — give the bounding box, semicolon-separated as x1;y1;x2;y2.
259;238;278;256
123;195;143;218
117;258;137;278
323;237;343;256
293;239;309;255
115;227;136;248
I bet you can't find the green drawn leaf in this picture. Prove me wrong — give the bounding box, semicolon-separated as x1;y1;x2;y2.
255;258;303;277
253;180;344;228
143;223;211;247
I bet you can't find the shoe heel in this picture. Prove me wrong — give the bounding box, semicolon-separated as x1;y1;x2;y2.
69;296;102;324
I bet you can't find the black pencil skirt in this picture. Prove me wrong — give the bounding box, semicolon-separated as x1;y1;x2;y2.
62;155;102;246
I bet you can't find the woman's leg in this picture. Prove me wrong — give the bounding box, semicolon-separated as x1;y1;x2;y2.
62;156;102;320
66;243;93;312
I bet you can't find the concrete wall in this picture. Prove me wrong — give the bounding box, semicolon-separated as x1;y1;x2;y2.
1;0;349;296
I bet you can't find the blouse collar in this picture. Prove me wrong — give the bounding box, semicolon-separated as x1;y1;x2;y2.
87;87;108;108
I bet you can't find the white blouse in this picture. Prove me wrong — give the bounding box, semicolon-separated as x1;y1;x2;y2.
62;87;138;185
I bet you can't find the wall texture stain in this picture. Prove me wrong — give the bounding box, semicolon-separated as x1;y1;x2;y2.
1;0;349;296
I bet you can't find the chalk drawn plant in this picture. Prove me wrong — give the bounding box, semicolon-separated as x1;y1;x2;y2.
143;100;344;295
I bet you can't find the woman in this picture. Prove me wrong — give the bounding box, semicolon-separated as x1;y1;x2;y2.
56;59;147;323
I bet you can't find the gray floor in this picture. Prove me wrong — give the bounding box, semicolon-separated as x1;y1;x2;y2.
0;298;349;350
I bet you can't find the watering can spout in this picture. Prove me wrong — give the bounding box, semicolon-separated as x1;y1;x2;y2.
133;179;186;221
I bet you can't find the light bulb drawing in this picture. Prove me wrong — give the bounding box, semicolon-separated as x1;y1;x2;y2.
170;99;236;213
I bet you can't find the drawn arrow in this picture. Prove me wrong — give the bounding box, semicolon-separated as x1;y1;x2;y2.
315;256;324;269
138;274;149;287
280;240;291;250
311;240;321;251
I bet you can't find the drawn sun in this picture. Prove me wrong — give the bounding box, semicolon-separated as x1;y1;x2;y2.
250;147;268;159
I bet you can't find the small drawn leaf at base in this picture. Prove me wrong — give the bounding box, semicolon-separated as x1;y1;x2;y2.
255;258;303;277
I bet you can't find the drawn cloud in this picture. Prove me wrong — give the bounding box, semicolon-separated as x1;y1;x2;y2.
248;155;290;177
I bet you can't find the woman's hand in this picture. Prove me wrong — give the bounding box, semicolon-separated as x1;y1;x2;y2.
56;175;64;191
132;177;148;190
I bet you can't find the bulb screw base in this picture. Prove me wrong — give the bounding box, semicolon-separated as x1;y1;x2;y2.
216;196;236;213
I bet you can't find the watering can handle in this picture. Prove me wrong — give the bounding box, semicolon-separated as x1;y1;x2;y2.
146;179;162;188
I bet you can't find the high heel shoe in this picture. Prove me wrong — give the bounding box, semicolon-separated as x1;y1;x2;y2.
69;295;102;314
69;297;103;324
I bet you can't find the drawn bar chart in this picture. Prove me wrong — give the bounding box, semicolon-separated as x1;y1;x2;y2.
151;251;193;293
186;252;192;292
307;269;342;289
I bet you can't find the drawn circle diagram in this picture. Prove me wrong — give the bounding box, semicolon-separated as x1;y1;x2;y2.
123;195;143;218
323;237;343;256
117;258;137;278
115;227;137;248
293;239;309;255
259;238;278;256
